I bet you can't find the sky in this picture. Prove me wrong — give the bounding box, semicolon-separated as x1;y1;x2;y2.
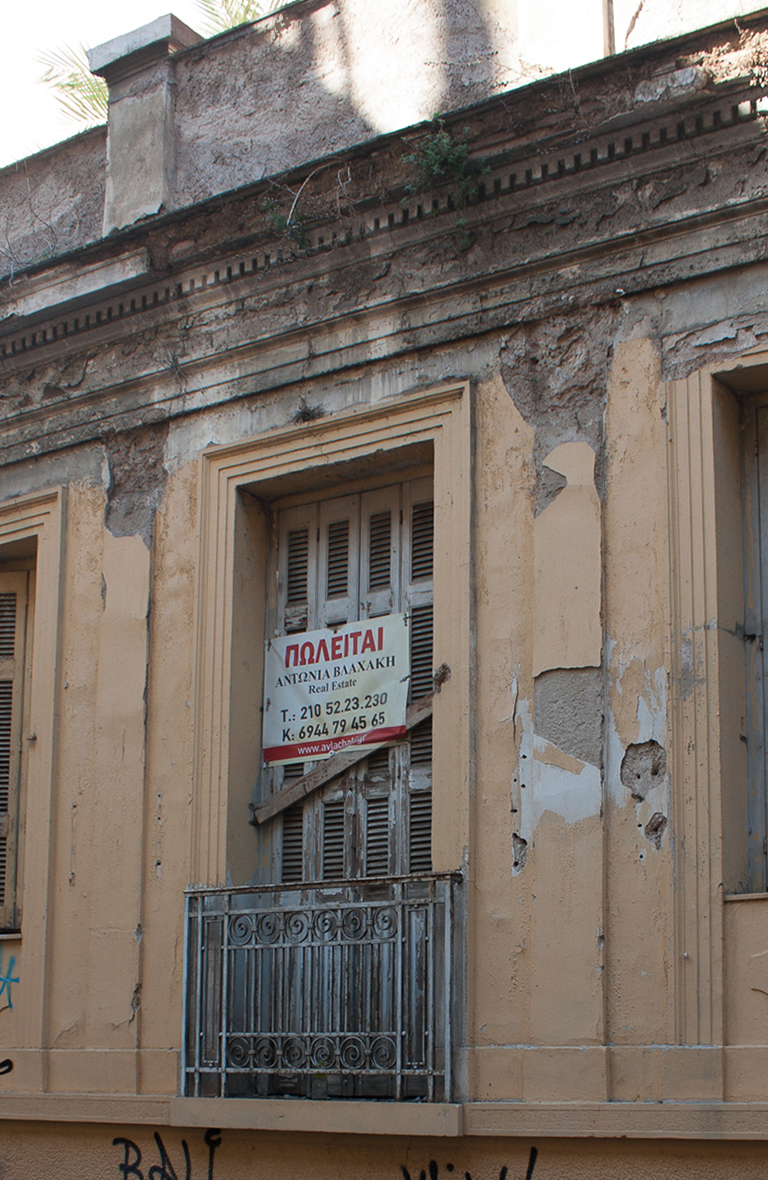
0;0;208;170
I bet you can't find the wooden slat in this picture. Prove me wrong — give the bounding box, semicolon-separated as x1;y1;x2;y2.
252;695;433;824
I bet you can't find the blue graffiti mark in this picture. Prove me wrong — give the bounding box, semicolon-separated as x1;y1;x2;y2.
0;952;19;1010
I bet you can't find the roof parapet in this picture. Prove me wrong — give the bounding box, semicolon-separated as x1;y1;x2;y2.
88;15;201;235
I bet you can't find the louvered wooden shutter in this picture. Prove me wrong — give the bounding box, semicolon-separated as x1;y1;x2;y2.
365;795;390;876
360;486;401;619
402;485;434;875
409;791;433;874
318;496;359;627
281;800;305;884
279;505;317;635
405;494;434;702
0;573;28;931
269;478;434;883
322;799;346;879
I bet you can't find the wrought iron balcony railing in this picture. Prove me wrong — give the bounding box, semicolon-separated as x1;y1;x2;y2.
183;873;459;1101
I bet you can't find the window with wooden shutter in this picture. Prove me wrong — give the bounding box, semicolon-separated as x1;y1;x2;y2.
267;476;433;883
0;571;29;931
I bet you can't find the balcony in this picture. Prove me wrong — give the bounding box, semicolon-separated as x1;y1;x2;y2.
183;873;459;1102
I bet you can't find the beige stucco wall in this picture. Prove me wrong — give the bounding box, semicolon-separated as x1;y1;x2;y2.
5;1122;768;1180
1;332;767;1117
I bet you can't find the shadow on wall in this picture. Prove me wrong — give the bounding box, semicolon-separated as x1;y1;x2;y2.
9;0;759;273
0;0;610;275
171;0;605;207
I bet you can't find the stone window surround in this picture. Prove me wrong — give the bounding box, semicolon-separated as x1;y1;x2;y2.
189;382;472;891
0;487;64;1093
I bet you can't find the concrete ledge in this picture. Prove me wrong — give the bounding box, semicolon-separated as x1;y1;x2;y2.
464;1102;768;1139
88;15;200;76
170;1097;463;1136
0;250;150;324
0;1093;171;1124
5;1095;768;1138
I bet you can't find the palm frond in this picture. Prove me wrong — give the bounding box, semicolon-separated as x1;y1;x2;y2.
193;0;285;37
37;1;289;134
38;43;108;129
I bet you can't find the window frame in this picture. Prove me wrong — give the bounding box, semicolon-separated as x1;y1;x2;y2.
191;383;472;891
665;356;768;1054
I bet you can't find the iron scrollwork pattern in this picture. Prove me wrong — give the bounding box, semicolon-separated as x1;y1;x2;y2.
184;876;457;1102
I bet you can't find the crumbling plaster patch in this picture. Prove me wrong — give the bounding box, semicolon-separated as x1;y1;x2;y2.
512;693;602;878
618;260;768;383
534;667;604;767
104;422;170;546
500;308;620;513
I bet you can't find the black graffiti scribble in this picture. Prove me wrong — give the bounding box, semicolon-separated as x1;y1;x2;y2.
113;1138;144;1179
148;1132;190;1180
113;1133;194;1180
0;1059;13;1075
401;1152;536;1180
204;1128;221;1180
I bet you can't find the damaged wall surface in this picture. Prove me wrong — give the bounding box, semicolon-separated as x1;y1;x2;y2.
5;1;768;1176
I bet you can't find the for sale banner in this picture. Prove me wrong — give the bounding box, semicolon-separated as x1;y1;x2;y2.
262;613;410;765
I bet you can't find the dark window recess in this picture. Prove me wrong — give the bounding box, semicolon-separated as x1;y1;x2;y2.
0;595;15;659
322;800;345;878
365;796;390;876
0;680;10;905
409;792;433;874
366;745;390;776
411;502;434;581
281;802;305;884
368;511;392;589
327;520;350;598
410;604;434;700
410;716;433;765
286;529;309;603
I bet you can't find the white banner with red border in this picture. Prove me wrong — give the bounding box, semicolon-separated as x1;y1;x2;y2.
262;613;410;765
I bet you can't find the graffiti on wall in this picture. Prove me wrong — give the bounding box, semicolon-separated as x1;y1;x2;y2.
402;1151;538;1180
113;1128;221;1180
0;950;18;1011
110;1130;538;1180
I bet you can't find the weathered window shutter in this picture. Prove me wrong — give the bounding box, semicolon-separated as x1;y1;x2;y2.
365;795;390;876
360;485;401;619
318;496;359;627
281;800;305;884
279;505;317;635
402;486;434;877
0;573;28;931
269;478;433;883
409;791;433;874
322;799;346;879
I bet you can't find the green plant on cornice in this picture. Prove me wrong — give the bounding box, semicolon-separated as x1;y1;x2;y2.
403;116;488;209
261;196;310;249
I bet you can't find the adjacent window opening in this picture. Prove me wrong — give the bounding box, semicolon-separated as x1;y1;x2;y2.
0;563;33;932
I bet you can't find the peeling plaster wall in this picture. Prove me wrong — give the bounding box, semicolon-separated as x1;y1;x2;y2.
0;129;106;281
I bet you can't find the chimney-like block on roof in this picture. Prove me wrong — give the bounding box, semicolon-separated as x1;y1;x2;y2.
89;15;201;234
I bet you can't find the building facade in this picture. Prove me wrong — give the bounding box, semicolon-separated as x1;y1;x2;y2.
4;1;768;1175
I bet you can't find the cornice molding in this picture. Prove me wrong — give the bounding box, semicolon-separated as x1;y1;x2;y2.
0;86;764;368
